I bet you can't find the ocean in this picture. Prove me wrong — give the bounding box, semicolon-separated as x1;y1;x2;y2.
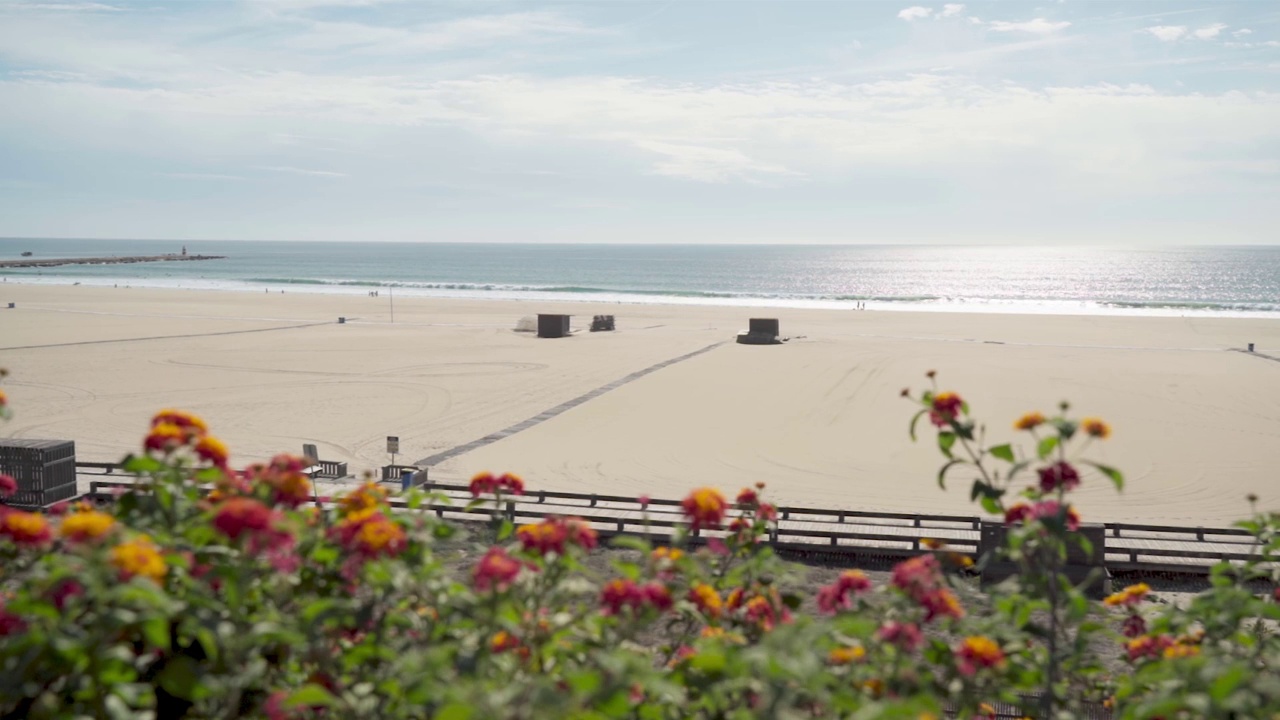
2;239;1278;318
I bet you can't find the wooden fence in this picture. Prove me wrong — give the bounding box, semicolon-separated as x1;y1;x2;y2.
75;465;1264;574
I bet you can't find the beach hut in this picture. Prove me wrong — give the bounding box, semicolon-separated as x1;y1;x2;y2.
737;317;782;345
537;314;571;338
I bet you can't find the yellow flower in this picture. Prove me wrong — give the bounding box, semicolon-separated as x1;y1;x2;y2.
651;546;684;562
1081;417;1111;439
1014;411;1046;430
828;645;866;665
110;536;167;584
1104;583;1150;607
1163;644;1200;659
921;537;946;550
61;510;116;543
688;583;723;618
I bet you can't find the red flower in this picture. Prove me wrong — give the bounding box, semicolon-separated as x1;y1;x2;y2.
681;487;727;530
490;631;521;654
1004;503;1034;526
877;621;923;652
473;547;522;592
756;502;778;522
736;488;759;507
0;601;26;637
1037;461;1080;493
195;435;229;468
516;516;598;556
920;587;965;622
1033;500;1081;531
262;691;301;720
891;554;941;600
637;495;651;509
1121;614;1147;638
600;579;671;615
48;578;85;611
1127;634;1174;662
0;473;16;498
817;570;872;614
213;498;274;541
929;391;963;427
248;454;313;508
469;471;525;497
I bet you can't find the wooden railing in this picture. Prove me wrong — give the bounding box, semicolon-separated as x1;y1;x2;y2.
76;472;1264;573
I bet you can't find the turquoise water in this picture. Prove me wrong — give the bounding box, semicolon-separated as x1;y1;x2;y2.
2;239;1278;317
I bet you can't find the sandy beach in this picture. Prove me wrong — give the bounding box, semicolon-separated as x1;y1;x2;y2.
2;284;1277;526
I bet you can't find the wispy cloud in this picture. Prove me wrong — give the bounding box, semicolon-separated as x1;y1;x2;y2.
1234;28;1253;36
940;4;966;18
1145;25;1189;41
897;6;932;21
1192;23;1229;39
987;18;1071;34
258;166;347;178
161;172;249;181
2;2;125;12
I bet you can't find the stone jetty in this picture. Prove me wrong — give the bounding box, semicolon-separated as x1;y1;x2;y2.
0;254;226;269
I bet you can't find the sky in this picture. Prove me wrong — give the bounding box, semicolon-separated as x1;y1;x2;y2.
0;0;1278;244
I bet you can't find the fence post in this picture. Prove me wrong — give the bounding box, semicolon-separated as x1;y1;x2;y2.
1196;527;1205;541
505;501;515;522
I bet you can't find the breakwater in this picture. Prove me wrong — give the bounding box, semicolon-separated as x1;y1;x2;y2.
0;254;225;269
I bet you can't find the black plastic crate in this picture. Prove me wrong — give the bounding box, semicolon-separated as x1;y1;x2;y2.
0;439;77;495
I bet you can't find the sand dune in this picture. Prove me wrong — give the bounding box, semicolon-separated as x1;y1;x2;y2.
3;284;1277;525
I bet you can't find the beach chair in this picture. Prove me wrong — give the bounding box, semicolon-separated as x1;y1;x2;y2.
302;443;348;480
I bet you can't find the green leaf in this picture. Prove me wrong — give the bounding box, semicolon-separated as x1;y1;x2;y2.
1082;461;1124;491
141;618;171;651
497;519;514;541
937;459;964;490
609;535;653;552
936;431;957;458
908;409;927;442
157;655;201;700
302;599;340;624
1036;435;1059;460
980;496;1003;515
435;703;474;720
988;444;1015;462
287;684;338;709
121;454;161;473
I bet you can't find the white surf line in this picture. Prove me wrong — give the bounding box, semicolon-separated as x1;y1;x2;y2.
848;332;1229;353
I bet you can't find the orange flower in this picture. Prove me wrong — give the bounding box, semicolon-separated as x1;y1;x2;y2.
1081;417;1111;439
651;546;683;563
921;587;965;622
60;509;116;543
144;422;187;454
490;631;520;654
921;537;946;550
680;487;727;530
469;471;524;497
351;515;407;558
1014;411;1045;431
1;510;52;545
195;435;230;468
929;391;963;427
955;636;1005;675
688;583;723;618
1104;583;1150;607
828;645;866;665
110;536;167;583
339;482;386;518
151;409;208;434
516;516;597;556
1163;643;1200;659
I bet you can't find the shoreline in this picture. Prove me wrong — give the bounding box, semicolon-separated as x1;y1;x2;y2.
3;284;1279;525
3;275;1278;321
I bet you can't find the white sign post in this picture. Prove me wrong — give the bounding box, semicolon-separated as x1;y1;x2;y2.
387;436;399;466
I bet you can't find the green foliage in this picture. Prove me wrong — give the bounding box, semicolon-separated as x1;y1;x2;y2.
0;375;1278;719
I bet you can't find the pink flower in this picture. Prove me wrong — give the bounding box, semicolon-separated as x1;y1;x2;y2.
473;547;522;592
212;498;274;541
0;473;16;498
877;621;923;652
816;571;872;614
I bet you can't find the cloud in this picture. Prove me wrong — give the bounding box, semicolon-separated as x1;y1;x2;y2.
161;172;249;181
1192;23;1228;40
940;4;965;18
897;6;932;21
258;166;347;178
1;2;124;11
987;18;1071;34
1233;28;1252;36
1145;25;1189;42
